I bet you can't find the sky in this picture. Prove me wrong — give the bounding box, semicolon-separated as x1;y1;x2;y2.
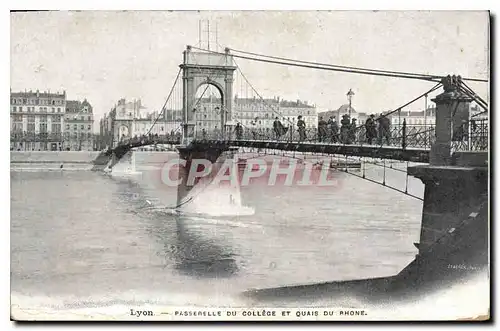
10;11;489;124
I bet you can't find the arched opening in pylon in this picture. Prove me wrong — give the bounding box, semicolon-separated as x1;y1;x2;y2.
194;83;224;134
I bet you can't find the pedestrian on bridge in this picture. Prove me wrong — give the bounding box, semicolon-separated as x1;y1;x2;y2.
452;119;468;142
318;116;328;142
349;118;358;143
297;115;307;142
327;116;339;143
273;117;281;139
235;123;243;140
340;114;351;144
377;113;391;145
273;117;288;140
365;114;377;144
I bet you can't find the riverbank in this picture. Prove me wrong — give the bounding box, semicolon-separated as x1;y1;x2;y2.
10;151;100;163
10;151;101;171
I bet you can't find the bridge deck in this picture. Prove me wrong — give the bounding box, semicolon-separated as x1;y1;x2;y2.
104;137;430;163
193;139;430;163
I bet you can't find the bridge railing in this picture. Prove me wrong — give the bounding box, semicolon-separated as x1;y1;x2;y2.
109;119;487;153
114;133;182;149
192;118;488;152
451;118;488;152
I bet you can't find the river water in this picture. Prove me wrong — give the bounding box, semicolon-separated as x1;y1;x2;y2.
11;151;425;316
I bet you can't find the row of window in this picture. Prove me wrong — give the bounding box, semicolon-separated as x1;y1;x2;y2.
11;123;89;133
195;113;318;122
196;107;316;118
66;132;94;138
11;106;62;113
195;119;313;127
14;123;61;132
233;109;315;116
133;126;165;132
11;98;64;106
10;131;94;138
65;115;93;121
65;124;92;130
12;115;63;122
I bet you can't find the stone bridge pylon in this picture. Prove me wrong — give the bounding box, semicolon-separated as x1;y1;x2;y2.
179;46;237;145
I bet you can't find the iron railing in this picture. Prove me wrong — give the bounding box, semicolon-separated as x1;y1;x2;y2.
117;133;182;148
191;119;488;152
109;118;488;153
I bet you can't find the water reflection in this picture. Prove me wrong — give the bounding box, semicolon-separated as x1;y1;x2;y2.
171;216;239;278
112;176;239;279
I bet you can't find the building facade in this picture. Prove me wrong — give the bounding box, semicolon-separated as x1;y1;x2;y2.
194;95;318;134
65;99;95;151
99;95;319;146
98;108;116;150
389;107;437;127
10;89;95;151
10;90;66;151
100;98;182;148
132;113;182;137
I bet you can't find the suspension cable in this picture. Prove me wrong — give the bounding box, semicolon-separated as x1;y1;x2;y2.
362;157;366;178
145;68;182;136
340;165;424;201
362;158;408;174
233;59;295;127
458;85;488;111
236;150;422;200
228;47;488;83
229;47;439;81
405;161;410;194
471;110;488;118
382;158;386;185
190;46;488;83
459;86;488;111
460;80;489;107
298;82;442;145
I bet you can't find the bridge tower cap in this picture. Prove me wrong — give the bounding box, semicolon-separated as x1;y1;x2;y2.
186;45;192;51
442;74;461;92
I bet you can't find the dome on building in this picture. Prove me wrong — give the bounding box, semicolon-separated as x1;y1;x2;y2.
337;104;356;114
317;104;358;121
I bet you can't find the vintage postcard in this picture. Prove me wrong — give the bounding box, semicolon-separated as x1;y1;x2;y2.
10;10;490;321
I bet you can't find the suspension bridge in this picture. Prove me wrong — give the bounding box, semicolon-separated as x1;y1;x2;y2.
93;44;489;294
93;45;487;199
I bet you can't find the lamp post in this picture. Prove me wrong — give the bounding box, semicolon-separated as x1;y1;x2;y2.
347;88;355;118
